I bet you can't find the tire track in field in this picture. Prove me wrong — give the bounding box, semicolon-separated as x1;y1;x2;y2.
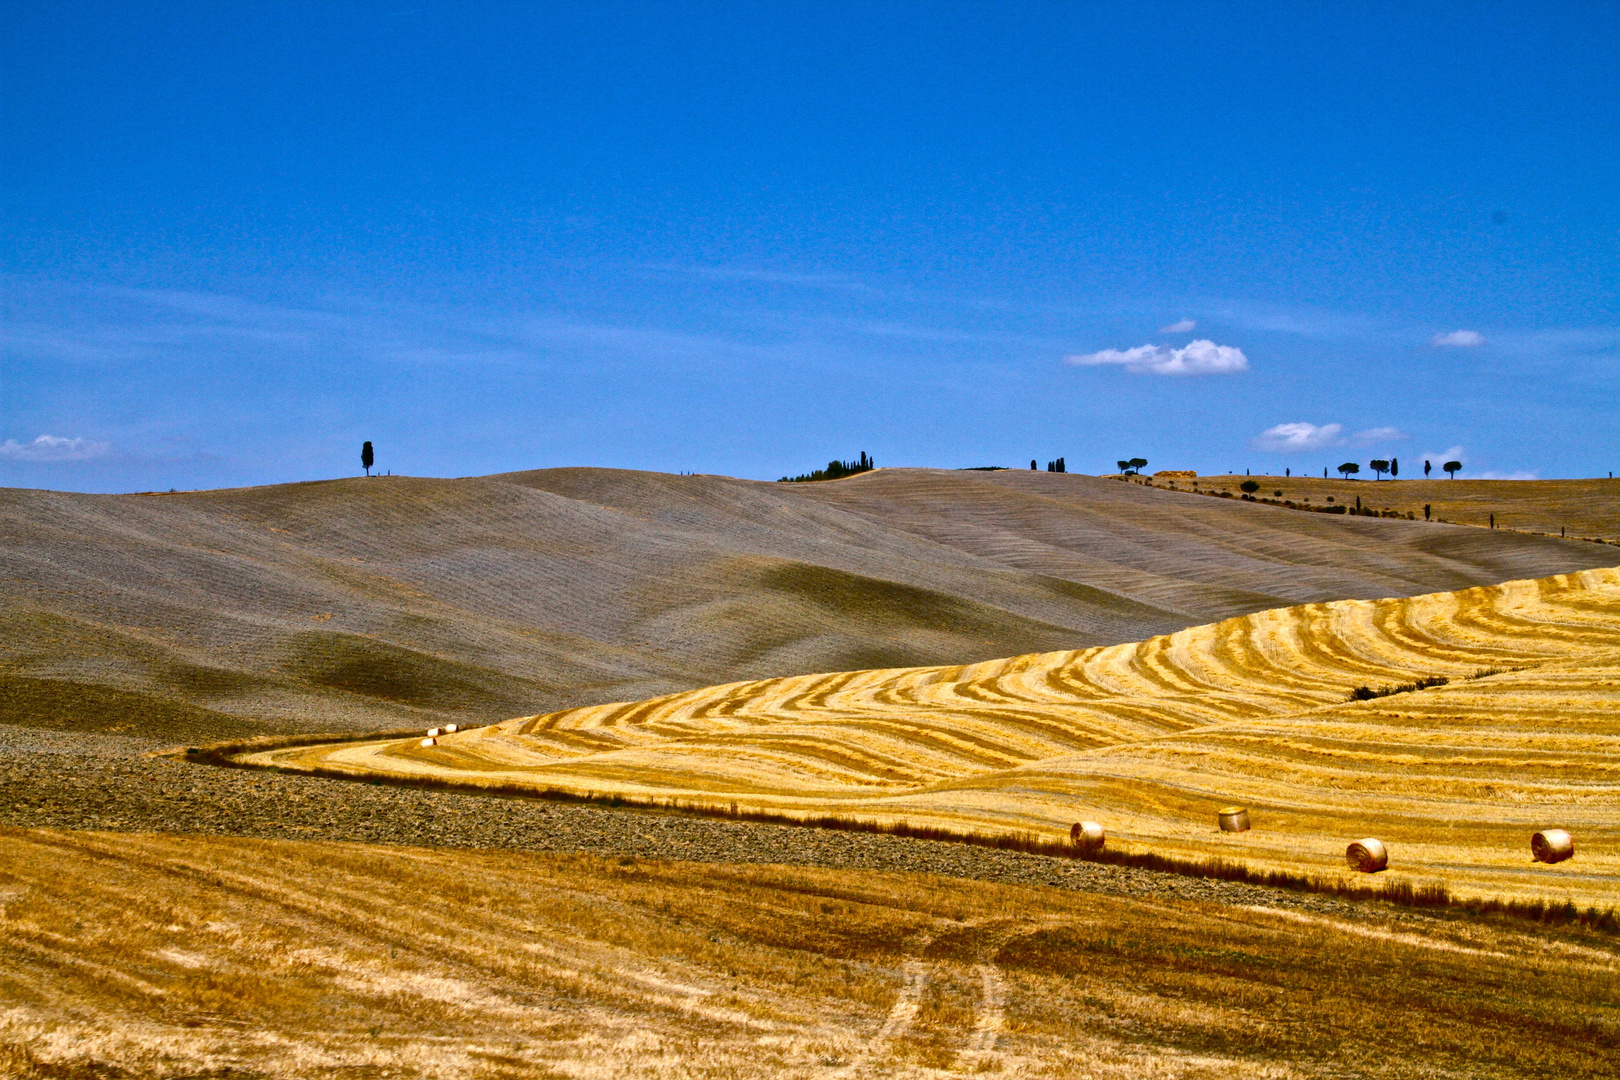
954;917;1067;1074
828;928;936;1078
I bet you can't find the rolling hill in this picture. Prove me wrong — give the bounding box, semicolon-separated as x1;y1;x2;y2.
254;566;1620;907
3;467;1615;740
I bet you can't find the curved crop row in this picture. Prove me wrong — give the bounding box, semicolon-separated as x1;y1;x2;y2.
245;567;1620;904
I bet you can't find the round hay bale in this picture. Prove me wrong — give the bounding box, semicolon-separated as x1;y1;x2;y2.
1531;829;1574;864
1070;821;1106;851
419;737;437;748
444;723;459;733
1346;838;1388;873
426;727;445;737
1218;806;1251;832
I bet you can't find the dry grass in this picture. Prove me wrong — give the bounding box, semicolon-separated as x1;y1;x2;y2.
250;567;1620;907
1148;474;1620;540
2;826;1616;1079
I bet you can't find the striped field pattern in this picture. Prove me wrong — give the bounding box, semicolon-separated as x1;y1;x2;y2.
246;567;1620;906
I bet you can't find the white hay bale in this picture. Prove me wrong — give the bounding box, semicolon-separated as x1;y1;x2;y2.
1346;838;1388;873
1070;821;1106;850
1218;806;1251;832
444;723;458;733
1532;829;1574;864
426;727;444;737
419;737;437;748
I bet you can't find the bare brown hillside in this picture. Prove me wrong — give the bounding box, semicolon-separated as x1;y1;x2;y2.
2;467;1614;739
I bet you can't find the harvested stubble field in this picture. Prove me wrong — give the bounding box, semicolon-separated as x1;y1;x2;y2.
8;469;1620;1078
254;567;1620;909
3;827;1617;1080
1147;474;1620;539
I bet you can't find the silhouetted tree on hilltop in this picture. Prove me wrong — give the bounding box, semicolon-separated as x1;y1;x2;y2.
778;452;875;483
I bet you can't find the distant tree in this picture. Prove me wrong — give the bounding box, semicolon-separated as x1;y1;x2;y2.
1424;503;1431;521
1390;457;1398;478
361;441;374;477
1338;462;1360;479
1240;479;1260;494
1285;467;1290;477
1424;459;1432;477
1058;457;1066;473
1128;457;1147;475
777;452;876;483
1031;459;1037;470
1117;459;1130;474
1370;459;1390;480
1444;460;1462;478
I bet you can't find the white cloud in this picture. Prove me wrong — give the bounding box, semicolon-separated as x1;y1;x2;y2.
1423;445;1466;464
1351;426;1408;445
1159;318;1197;333
0;434;111;462
1065;338;1248;376
1431;330;1485;347
1253;422;1343;451
1479;470;1538;480
1414;446;1467;476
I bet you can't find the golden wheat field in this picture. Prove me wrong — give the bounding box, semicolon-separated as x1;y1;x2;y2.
241;567;1620;909
4;827;1617;1080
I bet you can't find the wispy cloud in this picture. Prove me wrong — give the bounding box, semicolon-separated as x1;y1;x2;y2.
1158;318;1197;333
0;434;111;462
1253;422;1343;451
1479;470;1538;480
1066;339;1248;376
1431;329;1485;348
1352;426;1407;445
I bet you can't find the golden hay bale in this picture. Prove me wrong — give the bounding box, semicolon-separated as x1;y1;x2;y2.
445;723;459;733
427;727;445;737
1531;829;1574;864
1070;821;1106;850
1218;806;1251;832
419;737;437;748
1346;838;1388;873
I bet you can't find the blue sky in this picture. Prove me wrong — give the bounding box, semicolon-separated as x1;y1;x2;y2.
3;2;1617;491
